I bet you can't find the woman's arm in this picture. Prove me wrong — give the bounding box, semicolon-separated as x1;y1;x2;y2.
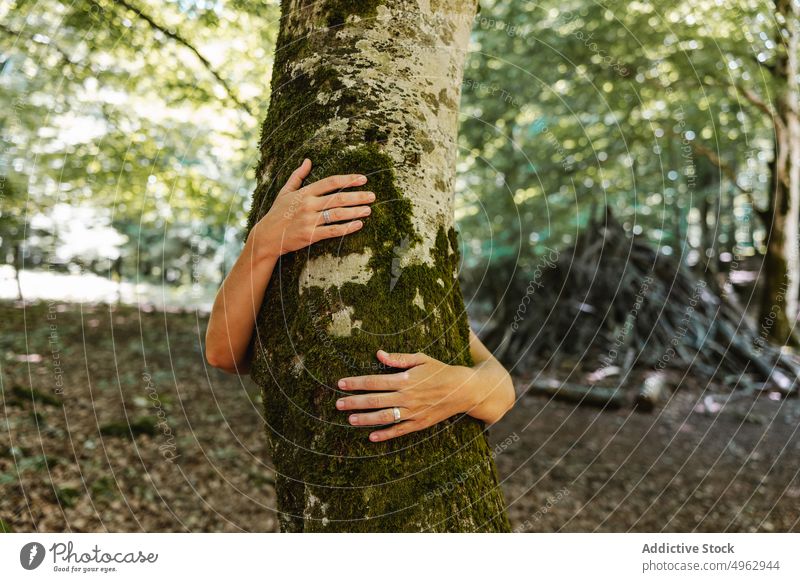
204;236;277;374
335;329;516;442
205;158;374;373
463;329;517;424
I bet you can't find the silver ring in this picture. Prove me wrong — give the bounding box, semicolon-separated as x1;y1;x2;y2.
322;209;332;225
392;407;401;423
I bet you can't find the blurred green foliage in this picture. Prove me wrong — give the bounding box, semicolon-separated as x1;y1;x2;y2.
458;0;779;275
0;0;792;302
1;0;279;287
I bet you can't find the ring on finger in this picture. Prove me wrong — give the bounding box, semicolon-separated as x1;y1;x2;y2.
392;406;401;423
322;209;332;225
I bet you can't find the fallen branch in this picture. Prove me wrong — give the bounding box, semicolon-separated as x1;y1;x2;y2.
526;379;627;409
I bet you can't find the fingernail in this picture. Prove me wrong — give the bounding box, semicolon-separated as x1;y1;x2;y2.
363;207;371;216
336;399;344;409
377;349;387;357
356;175;367;184
367;192;376;201
369;433;379;442
338;379;347;389
353;220;363;228
349;415;358;425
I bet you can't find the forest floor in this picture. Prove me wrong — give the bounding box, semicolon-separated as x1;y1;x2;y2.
1;300;798;532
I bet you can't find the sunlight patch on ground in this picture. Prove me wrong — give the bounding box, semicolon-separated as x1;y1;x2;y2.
0;265;215;312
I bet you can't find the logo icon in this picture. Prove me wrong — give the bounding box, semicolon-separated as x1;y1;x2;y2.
20;542;46;570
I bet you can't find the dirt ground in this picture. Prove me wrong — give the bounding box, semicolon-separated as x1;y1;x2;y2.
495;376;800;532
1;301;798;532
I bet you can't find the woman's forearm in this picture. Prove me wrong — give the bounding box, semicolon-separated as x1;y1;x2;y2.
205;233;278;374
457;331;515;424
461;358;516;425
205;159;374;375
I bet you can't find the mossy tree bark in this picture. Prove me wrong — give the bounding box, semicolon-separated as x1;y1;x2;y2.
245;0;511;532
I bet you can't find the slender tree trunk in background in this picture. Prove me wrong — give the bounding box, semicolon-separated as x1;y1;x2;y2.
699;194;711;263
699;192;721;292
719;185;731;272
245;0;510;532
671;201;682;252
760;0;800;346
783;0;800;332
668;141;687;258
13;242;23;300
113;255;123;305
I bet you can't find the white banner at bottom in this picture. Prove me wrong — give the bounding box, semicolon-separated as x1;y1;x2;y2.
1;533;797;581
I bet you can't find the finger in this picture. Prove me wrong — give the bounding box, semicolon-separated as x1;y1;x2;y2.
349;407;411;427
283;158;312;193
336;392;403;411
303;174;367;197
369;420;421;442
310;220;364;243
316;206;371;225
376;349;430;369
315;190;376;210
338;371;410;391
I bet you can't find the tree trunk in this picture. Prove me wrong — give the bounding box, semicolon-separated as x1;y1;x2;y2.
760;0;800;346
113;255;123;305
699;190;721;293
245;0;511;532
13;242;23;300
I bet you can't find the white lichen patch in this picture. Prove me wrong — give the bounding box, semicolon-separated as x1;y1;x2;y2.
375;4;392;23
329;306;358;337
299;251;373;294
288;53;322;79
316;89;343;105
312;115;350;141
258;164;272;187
304;487;331;525
291;354;305;378
413;289;425;310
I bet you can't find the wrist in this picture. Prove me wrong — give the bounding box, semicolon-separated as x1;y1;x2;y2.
245;223;280;264
453;364;485;415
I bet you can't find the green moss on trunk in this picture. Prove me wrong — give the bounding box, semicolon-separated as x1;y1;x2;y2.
246;0;510;532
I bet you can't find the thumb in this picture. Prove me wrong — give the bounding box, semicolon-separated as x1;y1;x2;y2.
283;158;312;192
377;349;429;369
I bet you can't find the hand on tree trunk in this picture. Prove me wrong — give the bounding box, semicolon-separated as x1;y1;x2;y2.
335;338;515;442
246;158;375;261
206;158;376;373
